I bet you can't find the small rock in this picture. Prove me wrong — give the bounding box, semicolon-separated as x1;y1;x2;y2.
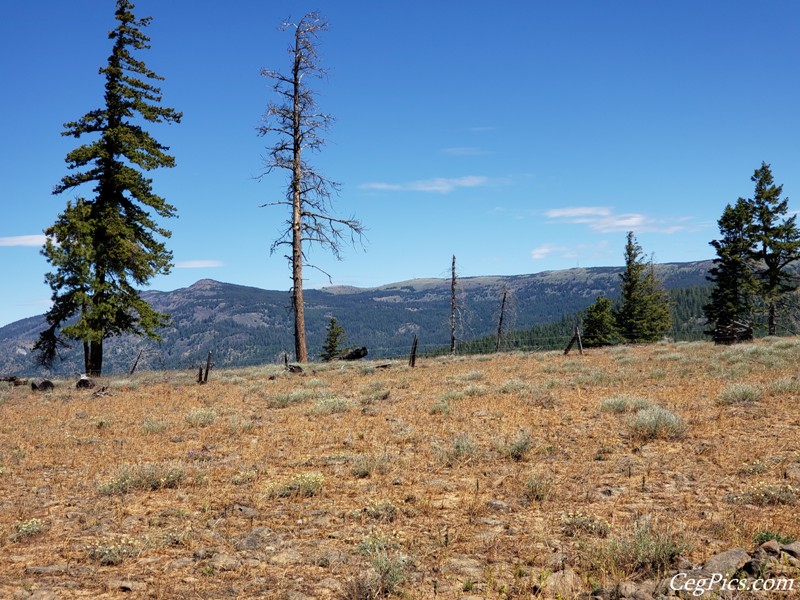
785;465;800;483
545;552;568;572
782;541;800;559
701;547;750;576
192;547;218;560
617;580;655;599
27;592;59;600
760;539;781;554
76;376;95;389
25;565;69;575
486;499;510;512
107;580;146;592
544;567;581;597
234;527;276;551
209;552;241;572
163;557;194;571
444;556;484;581
231;504;259;518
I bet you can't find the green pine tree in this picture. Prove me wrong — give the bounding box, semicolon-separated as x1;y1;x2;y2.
744;162;800;336
583;296;619;347
34;0;181;376
615;232;672;343
704;199;755;333
320;317;346;361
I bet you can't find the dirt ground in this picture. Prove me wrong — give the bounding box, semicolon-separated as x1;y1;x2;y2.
1;339;798;598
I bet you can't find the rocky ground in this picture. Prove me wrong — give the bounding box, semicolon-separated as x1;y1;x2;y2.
1;339;799;598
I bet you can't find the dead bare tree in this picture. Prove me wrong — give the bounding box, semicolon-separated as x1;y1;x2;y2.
258;12;364;363
450;255;457;355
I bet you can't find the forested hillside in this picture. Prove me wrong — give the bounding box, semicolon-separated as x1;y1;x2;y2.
0;261;713;376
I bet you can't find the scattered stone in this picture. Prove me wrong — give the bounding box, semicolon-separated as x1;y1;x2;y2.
760;539;782;554
784;465;800;483
192;547;219;560
545;552;568;572
782;541;800;559
230;503;259;518
544;567;581;598
486;499;511;512
700;547;750;576
76;375;95;389
31;380;54;392
209;552;241;572
444;556;484;581
234;527;277;551
163;558;194;571
107;580;146;592
616;580;655;599
25;565;69;575
26;591;59;600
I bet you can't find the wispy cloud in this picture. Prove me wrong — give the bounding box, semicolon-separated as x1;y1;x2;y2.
175;260;224;269
0;234;47;247
360;175;490;194
544;206;687;234
441;147;488;157
531;241;610;261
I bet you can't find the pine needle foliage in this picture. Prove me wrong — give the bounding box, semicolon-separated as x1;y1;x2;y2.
615;232;672;343
35;0;181;375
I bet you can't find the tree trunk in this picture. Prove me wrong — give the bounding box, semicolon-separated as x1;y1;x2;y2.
450;255;457;355
768;301;777;336
86;340;103;377
292;199;307;362
290;30;307;363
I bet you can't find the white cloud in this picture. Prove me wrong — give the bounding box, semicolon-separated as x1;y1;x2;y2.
531;243;566;260
0;234;47;247
175;260;224;269
360;175;490;194
441;147;488;156
531;240;611;261
545;206;685;234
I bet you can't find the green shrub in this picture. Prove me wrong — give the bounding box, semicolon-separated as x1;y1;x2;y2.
600;395;652;413
86;537;139;565
627;406;686;441
141;416;168;433
312;396;351;415
500;430;534;461
725;483;798;506
560;512;610;538
436;433;477;467
267;472;324;498
718;383;761;405
267;390;315;408
598;516;688;576
522;472;552;502
753;530;796;545
184;408;217;427
98;462;186;495
10;518;44;541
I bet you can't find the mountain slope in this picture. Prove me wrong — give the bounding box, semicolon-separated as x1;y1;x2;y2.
0;260;713;376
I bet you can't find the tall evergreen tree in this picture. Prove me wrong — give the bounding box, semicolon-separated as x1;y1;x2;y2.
259;12;364;363
615;232;672;343
744;162;800;335
583;296;619;347
34;0;181;375
704;199;755;332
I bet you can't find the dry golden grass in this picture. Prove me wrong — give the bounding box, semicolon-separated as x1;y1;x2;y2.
1;339;799;598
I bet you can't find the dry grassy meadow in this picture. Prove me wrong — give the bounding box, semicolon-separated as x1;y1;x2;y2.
1;339;799;599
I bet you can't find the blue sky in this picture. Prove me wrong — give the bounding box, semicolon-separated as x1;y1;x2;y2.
2;0;799;327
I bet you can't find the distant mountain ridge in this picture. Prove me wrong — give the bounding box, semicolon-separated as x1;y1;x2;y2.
0;260;713;376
